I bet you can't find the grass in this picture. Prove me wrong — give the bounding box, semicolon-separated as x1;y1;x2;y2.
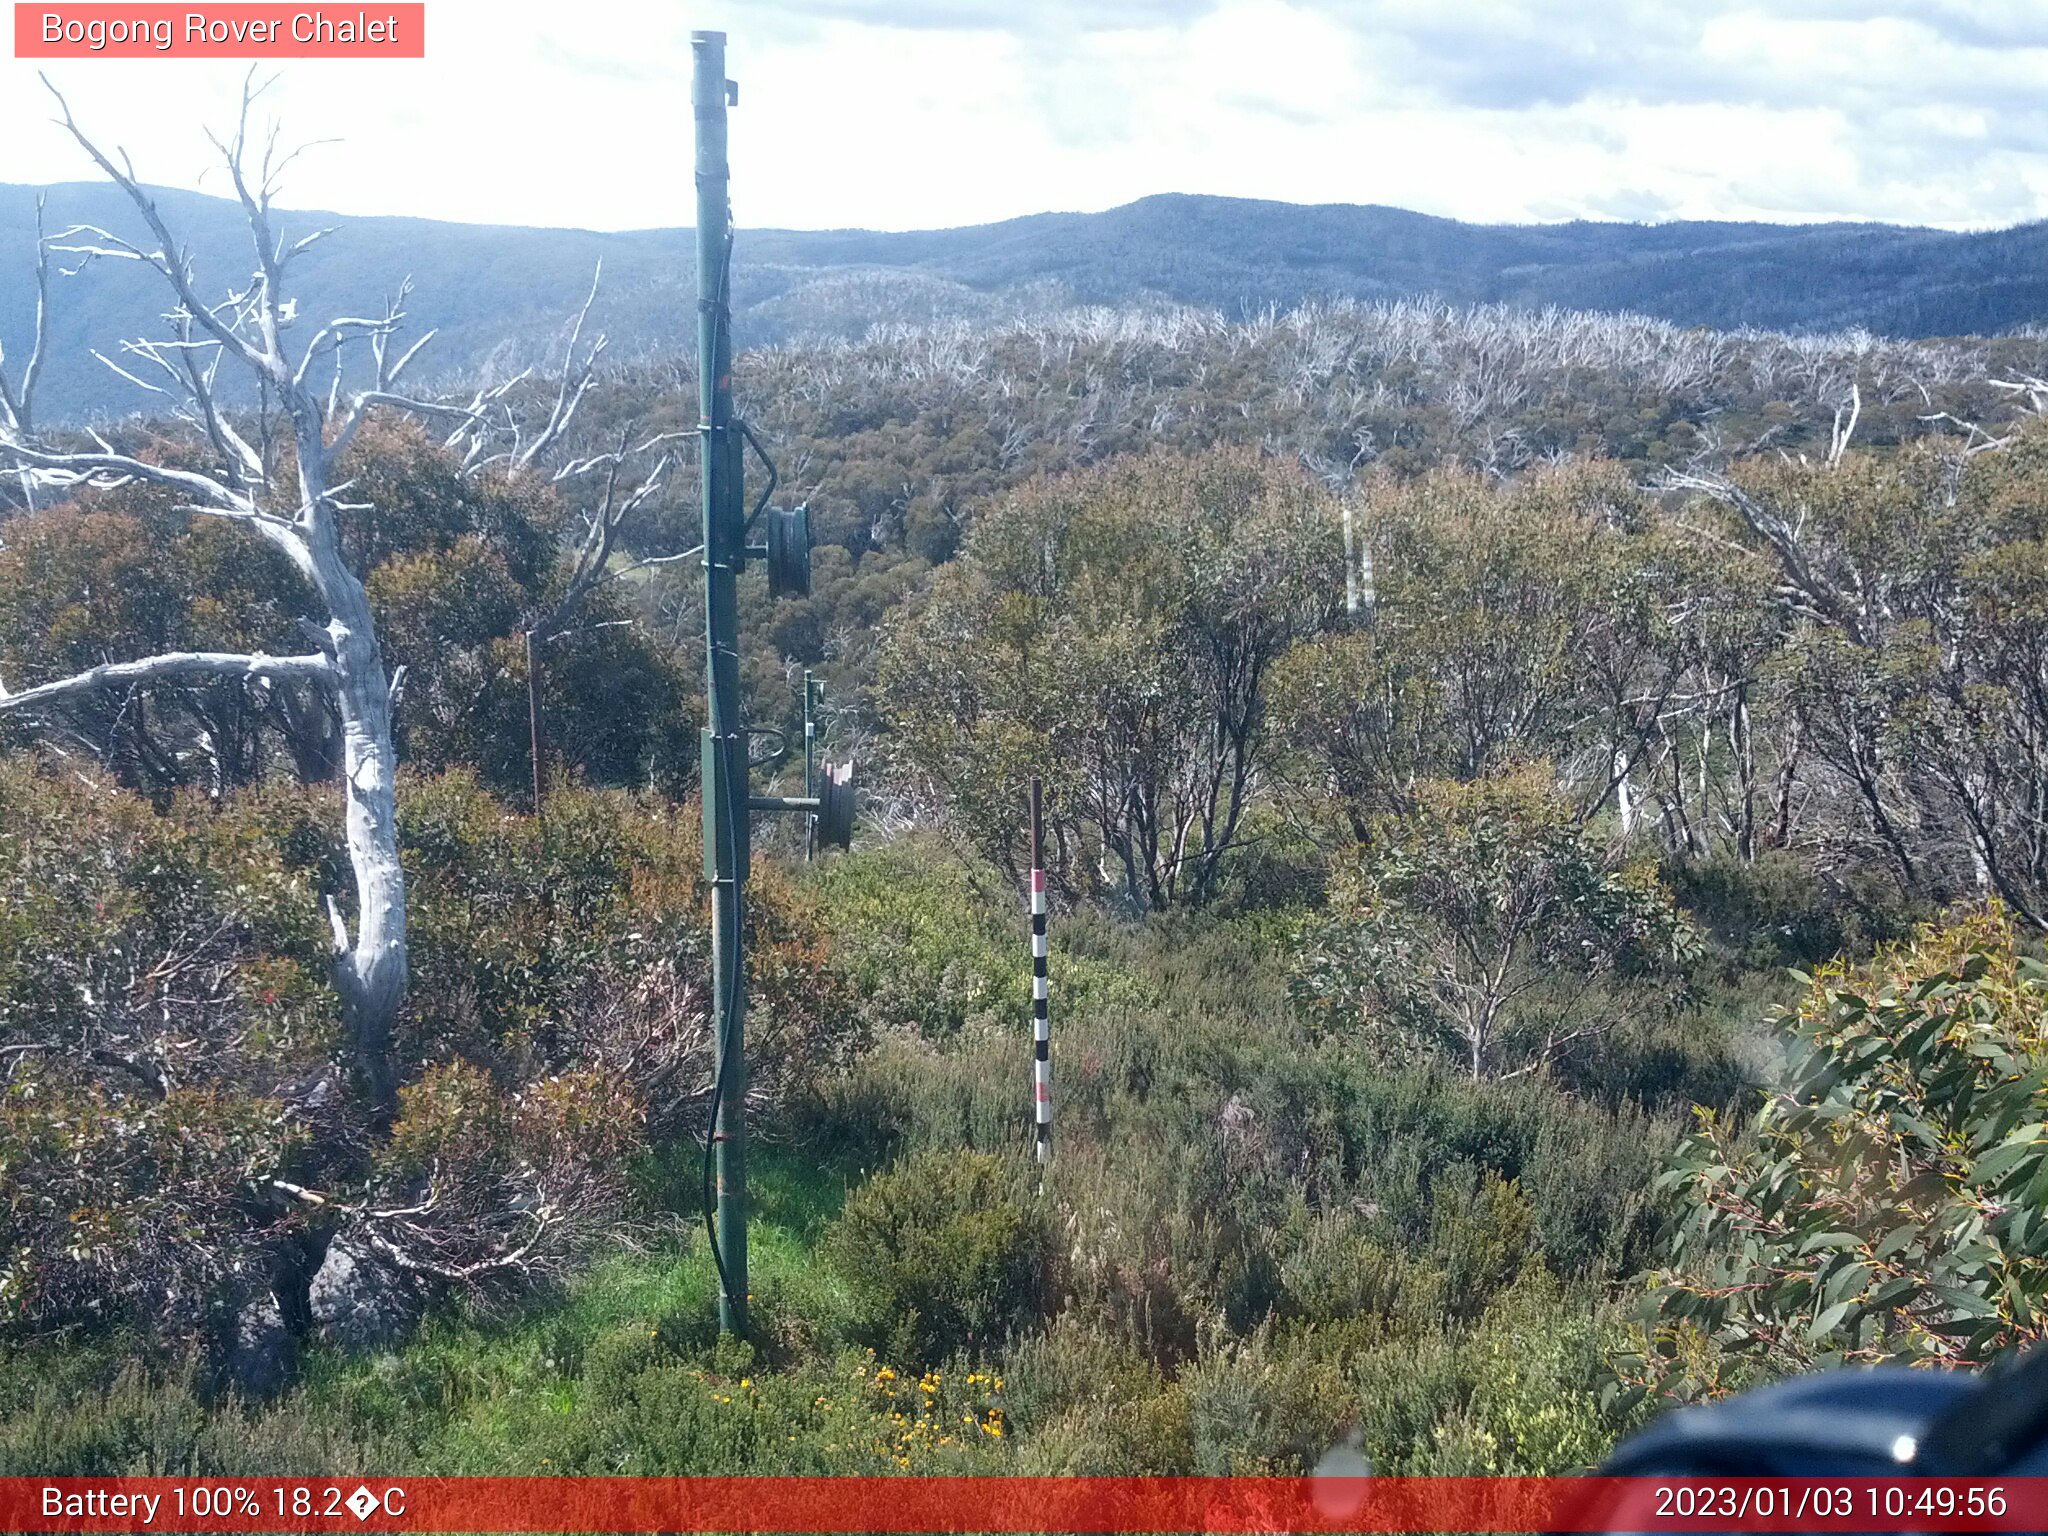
0;841;1797;1479
284;1141;864;1472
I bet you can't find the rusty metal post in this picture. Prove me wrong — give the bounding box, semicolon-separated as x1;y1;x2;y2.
525;628;545;817
1029;776;1050;1165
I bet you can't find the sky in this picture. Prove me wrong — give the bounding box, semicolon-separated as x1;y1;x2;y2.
3;0;2047;233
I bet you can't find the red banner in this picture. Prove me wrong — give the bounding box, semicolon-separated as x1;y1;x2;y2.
13;4;425;58
6;1475;2048;1533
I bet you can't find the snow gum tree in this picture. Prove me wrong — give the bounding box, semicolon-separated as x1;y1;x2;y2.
0;81;504;1114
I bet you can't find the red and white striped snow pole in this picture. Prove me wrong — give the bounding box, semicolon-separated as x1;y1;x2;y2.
1029;776;1051;1166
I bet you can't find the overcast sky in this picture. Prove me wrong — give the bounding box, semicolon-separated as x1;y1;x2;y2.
4;0;2046;233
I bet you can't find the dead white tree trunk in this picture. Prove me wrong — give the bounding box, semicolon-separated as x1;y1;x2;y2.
0;78;478;1115
0;193;50;509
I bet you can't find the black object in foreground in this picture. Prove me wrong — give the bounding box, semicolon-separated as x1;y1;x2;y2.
1601;1344;2048;1478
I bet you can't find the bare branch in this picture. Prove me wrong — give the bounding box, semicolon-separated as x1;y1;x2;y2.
293;318;393;390
534;437;678;640
41;75;277;379
166;318;267;489
1990;375;2048;416
327;389;485;468
1920;411;2012;457
0;436;259;517
0;193;51;440
363;1218;553;1283
511;261;606;472
1826;379;1861;469
45;223;158;271
0;650;332;713
1663;464;1864;645
382;326;437;391
205;69;289;372
90;348;171;397
279;224;338;265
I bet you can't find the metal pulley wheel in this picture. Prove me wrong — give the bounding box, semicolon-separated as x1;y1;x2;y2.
766;504;811;598
816;761;856;850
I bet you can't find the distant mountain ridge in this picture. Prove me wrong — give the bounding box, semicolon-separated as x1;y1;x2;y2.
3;183;2045;421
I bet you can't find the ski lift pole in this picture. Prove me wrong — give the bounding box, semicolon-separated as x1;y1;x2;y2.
693;30;846;1339
694;28;749;1338
1029;777;1051;1166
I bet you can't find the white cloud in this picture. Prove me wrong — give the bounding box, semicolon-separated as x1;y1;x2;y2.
1;0;2043;231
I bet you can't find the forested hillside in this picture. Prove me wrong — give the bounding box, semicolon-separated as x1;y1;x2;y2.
7;186;2048;1479
6;180;2048;419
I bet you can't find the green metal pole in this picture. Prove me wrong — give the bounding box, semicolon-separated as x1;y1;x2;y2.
693;28;748;1338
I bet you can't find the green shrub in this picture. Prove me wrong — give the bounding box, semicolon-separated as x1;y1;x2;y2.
807;1032;1025;1164
0;1355;405;1476
875;448;1345;911
1353;1266;1629;1475
1182;1325;1352;1474
399;771;855;1158
0;761;340;1343
1277;1213;1439;1331
1399;1267;1625;1474
800;841;1018;1040
1429;1169;1536;1323
1010;1383;1195;1475
1054;1129;1300;1366
1291;769;1692;1080
825;1151;1053;1367
999;1312;1187;1473
1665;847;1920;974
1314;1053;1671;1279
1635;904;2048;1398
0;761;860;1364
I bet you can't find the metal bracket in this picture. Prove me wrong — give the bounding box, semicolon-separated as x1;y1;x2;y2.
739;419;779;535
